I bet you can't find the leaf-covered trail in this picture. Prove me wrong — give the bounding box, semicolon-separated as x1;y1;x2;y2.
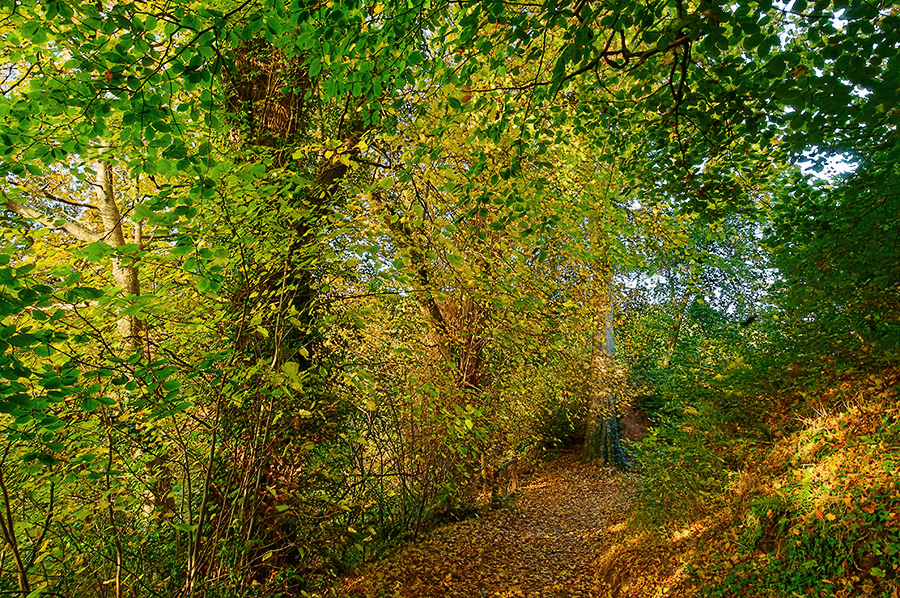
337;453;643;597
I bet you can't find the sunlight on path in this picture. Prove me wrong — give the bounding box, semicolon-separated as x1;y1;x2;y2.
338;453;636;597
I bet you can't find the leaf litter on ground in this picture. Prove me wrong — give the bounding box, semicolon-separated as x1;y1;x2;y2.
333;452;649;597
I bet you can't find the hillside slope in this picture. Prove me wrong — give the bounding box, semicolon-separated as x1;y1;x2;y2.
325;367;900;598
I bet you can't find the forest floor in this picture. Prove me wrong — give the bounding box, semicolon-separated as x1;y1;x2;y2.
333;452;705;598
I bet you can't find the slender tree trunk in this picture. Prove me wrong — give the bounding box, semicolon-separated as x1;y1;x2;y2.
582;217;628;467
95;159;176;522
3;153;143;347
372;192;454;364
662;290;692;368
94;158;141;344
0;448;30;596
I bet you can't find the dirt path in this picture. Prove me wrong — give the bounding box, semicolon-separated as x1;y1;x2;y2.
337;453;638;598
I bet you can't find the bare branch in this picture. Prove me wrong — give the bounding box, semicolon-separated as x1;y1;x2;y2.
40;188;100;211
2;189;102;242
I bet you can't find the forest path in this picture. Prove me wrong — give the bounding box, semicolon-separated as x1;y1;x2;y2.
337;452;640;598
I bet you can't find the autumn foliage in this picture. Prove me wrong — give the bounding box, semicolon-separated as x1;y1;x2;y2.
1;0;899;597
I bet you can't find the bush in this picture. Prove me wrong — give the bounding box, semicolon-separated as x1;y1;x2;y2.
632;426;731;528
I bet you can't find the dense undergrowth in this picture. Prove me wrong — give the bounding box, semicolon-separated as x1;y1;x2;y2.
625;352;900;597
308;314;900;598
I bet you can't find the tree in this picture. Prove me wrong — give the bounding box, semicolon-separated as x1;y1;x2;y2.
768;141;900;356
3;156;143;343
582;213;629;466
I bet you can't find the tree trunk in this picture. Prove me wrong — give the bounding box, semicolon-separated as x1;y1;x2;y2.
1;155;142;349
582;217;628;468
94;158;141;345
0;448;31;596
662;289;691;368
372;192;454;364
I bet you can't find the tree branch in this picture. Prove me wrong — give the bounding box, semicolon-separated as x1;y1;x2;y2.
2;190;102;242
40;188;100;211
25;481;54;571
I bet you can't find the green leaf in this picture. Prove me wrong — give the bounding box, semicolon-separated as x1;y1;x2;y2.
282;361;300;380
80;398;100;412
79;243;114;262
